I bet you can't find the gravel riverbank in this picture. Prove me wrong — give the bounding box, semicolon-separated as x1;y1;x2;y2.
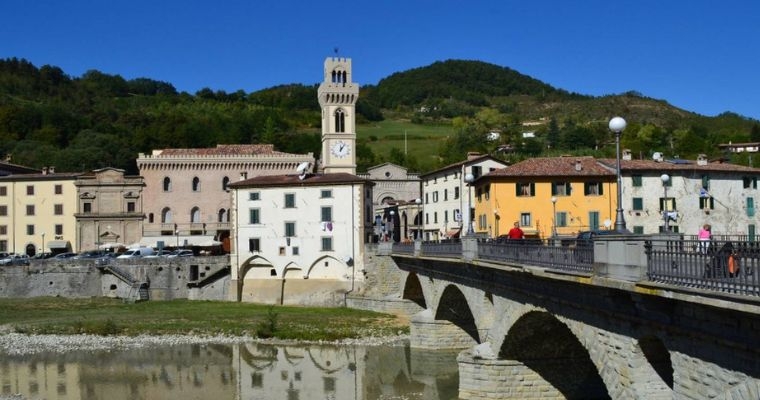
0;328;410;357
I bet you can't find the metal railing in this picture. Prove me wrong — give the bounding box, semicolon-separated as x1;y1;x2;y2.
478;240;593;273
421;240;463;258
646;238;760;297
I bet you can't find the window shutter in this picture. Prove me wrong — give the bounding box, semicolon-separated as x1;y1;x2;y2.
530;183;535;196
551;184;557;196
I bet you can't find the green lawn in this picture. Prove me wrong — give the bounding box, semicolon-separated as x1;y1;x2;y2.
0;297;407;341
358;120;454;172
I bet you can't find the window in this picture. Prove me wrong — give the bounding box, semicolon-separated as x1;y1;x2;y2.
589;211;600;230
83;203;92;213
478;214;486;230
163;177;171;192
749;224;756;241
444;189;448;201
26;185;34;195
249;209;260;224
249;238;260;252
148;213;154;223
516;182;535;197
556;212;568;227
699;197;714;210
222;177;230;191
520;213;531;227
484;184;490;200
321;206;332;222
127;202;135;212
320;189;332;198
743;177;757;189
584;182;603;196
432;191;438;202
55;224;63;235
444;210;449;223
425;193;429;204
748;198;755;217
27;225;34;235
192;177;201;192
472;166;482;179
26;205;35;216
633;226;644;234
321;237;333;251
292;246;299;255
0;186;6;196
0;240;6;252
433;212;438;224
285;222;296;237
54;184;62;195
454;186;460;199
632;198;644;211
249;192;260;201
632;175;643;187
284;193;295;208
334;109;345;132
190;207;201;223
54;204;63;215
218;208;228;222
659;198;676;211
0;225;6;235
701;175;710;191
161;207;172;223
551;182;571;196
0;206;6;216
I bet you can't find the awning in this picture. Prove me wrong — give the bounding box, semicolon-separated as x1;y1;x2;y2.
139;235;216;248
47;240;71;249
446;228;461;239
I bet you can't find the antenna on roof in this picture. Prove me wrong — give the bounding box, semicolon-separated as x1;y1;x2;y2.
297;162;311;180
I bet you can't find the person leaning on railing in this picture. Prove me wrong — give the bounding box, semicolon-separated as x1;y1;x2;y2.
698;224;712;255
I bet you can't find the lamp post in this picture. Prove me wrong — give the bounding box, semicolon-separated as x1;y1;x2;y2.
465;173;475;235
41;232;45;255
551;196;557;237
414;198;422;241
609;116;627;232
389;210;395;243
661;174;670;232
175;228;180;248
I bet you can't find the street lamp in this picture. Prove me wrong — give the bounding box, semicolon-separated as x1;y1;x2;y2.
465;173;475;235
414;198;422;241
661;174;671;233
609;116;627;232
41;232;45;255
175;228;180;248
551;196;557;237
389;210;395;242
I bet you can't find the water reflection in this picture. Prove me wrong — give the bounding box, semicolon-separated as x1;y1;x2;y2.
0;342;459;400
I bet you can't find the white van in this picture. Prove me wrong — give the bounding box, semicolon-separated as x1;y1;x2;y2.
117;247;155;259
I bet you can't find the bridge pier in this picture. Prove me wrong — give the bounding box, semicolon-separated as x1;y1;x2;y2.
458;350;566;399
410;309;481;349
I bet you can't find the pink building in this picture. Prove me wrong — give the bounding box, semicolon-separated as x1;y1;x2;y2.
136;144;314;250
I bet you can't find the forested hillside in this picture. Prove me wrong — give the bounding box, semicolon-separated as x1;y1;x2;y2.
1;57;758;174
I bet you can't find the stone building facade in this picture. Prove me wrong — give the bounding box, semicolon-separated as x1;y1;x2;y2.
136;144;314;250
74;168;145;251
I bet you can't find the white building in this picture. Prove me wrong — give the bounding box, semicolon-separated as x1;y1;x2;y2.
610;154;760;237
229;57;373;305
418;153;508;240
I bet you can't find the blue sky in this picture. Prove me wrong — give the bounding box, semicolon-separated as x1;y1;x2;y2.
3;0;759;120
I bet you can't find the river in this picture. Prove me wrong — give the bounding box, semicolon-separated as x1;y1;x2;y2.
0;341;460;400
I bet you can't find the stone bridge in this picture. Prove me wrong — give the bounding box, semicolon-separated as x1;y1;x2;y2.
359;239;760;399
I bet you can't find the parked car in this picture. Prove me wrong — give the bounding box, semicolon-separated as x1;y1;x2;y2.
33;252;55;259
53;252;78;259
117;247;155;259
0;254;30;266
167;249;194;258
74;250;107;259
144;250;172;258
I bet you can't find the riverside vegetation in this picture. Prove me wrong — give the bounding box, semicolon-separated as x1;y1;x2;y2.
0;297;408;341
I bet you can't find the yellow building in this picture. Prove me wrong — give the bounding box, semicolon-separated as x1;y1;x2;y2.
0;168;79;255
471;157;617;239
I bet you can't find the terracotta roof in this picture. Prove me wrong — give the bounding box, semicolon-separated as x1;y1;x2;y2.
0;172;82;181
228;172;374;188
154;144;288;157
485;156;614;179
598;158;760;174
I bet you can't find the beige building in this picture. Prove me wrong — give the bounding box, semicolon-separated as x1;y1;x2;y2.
0;168;79;255
136;144;314;249
74;168;145;251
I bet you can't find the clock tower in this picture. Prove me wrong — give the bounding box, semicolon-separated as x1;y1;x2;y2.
318;57;359;175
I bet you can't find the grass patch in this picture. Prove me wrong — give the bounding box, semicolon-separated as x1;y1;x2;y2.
0;298;408;340
358;120;454;171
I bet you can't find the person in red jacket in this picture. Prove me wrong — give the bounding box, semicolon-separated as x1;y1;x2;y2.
507;221;524;240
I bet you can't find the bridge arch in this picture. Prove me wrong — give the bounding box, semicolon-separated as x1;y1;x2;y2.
435;285;480;344
402;272;426;309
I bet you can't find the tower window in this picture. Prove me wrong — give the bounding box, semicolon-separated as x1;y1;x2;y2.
335;109;345;133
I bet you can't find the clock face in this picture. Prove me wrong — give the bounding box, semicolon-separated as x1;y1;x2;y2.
331;141;350;158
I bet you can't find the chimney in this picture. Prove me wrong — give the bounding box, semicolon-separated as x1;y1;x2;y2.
48;166;55;174
622;149;632;161
239;171;248;181
575;160;582;171
466;152;482;161
697;154;708;166
42;167;48;175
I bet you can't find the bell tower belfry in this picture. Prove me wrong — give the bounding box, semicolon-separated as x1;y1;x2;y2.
318;57;359;175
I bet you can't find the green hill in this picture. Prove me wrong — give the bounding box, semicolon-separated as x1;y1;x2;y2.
0;57;757;174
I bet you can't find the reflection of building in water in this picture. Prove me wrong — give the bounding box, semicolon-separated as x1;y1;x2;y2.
232;342;460;400
0;344;236;400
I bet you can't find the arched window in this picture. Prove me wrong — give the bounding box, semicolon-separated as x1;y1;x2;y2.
161;207;172;223
222;177;230;191
191;207;201;223
192;177;201;192
148;213;154;223
335;109;345;132
218;208;228;222
163;177;171;192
